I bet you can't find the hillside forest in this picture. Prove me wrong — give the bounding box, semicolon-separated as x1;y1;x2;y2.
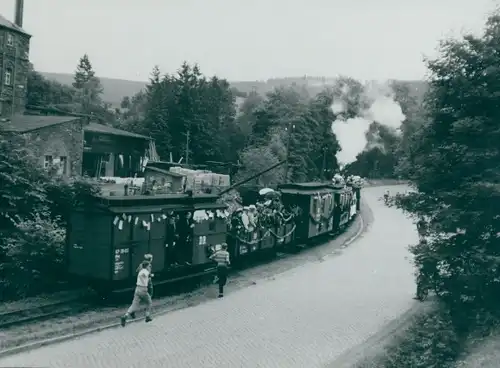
28;57;425;183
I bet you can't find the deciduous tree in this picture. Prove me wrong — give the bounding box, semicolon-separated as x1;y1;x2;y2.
394;13;500;329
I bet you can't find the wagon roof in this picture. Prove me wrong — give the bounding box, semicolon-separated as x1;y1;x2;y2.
96;193;219;206
106;202;226;214
193;202;227;210
108;204;191;214
278;182;344;195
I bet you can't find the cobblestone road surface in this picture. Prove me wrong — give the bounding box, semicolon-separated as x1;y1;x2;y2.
0;185;419;368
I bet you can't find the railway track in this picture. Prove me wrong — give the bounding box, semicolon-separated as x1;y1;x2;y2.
0;299;94;330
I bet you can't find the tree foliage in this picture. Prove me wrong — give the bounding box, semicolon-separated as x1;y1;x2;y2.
393;13;500;329
27;66;75;108
0;133;101;300
115;62;246;164
72;54;104;115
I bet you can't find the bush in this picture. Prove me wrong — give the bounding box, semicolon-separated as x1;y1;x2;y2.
0;133;50;223
0;212;66;300
0;132;101;301
45;175;101;226
376;308;463;368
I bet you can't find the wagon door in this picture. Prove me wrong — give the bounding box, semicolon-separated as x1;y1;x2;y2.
130;213;152;277
149;213;167;273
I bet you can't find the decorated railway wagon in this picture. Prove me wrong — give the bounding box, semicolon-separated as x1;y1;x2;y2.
226;177;362;264
66;193;228;294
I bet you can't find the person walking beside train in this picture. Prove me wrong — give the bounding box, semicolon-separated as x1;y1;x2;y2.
210;243;230;298
121;260;153;326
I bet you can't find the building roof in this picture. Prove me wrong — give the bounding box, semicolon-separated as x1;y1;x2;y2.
85;122;151;140
0;115;152;141
0;115;81;133
0;14;30;36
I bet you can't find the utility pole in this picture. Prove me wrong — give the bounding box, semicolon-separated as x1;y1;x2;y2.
185;130;190;165
284;123;295;183
322;148;327;181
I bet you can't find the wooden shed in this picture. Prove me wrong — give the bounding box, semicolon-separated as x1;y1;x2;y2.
143;166;185;193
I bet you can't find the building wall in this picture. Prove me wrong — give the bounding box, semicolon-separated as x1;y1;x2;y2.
23;119;85;176
0;27;30;117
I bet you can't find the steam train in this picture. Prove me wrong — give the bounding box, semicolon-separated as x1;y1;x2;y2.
66;175;363;296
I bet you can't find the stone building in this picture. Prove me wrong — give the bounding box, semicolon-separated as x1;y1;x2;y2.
1;115;86;177
0;115;154;178
0;1;155;179
0;0;30;117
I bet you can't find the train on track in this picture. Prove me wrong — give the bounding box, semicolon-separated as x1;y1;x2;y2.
66;175;363;297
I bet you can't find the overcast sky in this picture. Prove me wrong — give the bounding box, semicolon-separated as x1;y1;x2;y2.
0;0;496;82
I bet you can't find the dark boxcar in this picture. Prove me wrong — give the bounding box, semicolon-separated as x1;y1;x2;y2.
278;182;337;242
66;193;227;292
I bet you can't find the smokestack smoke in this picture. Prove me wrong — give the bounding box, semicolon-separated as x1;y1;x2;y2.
330;81;406;166
15;0;24;28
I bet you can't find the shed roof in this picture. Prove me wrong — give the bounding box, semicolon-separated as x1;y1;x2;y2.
85;122;151;140
0;115;81;133
0;14;30;36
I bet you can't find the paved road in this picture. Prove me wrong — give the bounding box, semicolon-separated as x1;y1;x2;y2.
0;185;418;368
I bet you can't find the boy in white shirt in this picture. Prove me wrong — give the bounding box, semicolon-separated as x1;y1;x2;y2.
121;261;153;326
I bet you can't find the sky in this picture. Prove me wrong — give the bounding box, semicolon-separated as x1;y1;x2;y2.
0;0;497;82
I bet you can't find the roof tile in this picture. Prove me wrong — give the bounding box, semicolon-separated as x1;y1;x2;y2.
0;13;30;36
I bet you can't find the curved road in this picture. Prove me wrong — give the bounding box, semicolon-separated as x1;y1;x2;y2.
0;185;419;368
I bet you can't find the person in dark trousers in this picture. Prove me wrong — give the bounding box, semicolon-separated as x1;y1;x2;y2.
416;218;428;241
209;243;231;298
383;189;390;204
414;238;436;301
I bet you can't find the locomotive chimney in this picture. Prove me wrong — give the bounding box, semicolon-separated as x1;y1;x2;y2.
14;0;24;28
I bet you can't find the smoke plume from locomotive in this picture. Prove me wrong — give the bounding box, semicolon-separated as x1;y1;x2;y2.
331;82;406;166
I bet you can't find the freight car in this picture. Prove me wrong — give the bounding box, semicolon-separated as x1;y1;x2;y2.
66;192;228;295
66;176;362;296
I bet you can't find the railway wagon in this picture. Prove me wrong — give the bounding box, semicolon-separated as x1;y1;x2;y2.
278;182;358;242
227;181;361;263
66;192;228;294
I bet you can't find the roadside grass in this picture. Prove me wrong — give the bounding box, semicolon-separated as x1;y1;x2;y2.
355;304;465;368
355;300;500;368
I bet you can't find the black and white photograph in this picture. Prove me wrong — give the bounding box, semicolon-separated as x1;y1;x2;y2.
0;0;498;367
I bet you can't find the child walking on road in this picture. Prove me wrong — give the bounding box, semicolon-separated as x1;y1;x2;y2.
121;260;153;326
209;243;231;298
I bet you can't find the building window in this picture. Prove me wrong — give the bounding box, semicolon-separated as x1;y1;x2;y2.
6;33;14;47
58;156;68;175
4;69;12;86
44;155;53;169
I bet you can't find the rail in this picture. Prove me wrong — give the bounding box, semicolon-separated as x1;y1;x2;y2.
0;298;94;330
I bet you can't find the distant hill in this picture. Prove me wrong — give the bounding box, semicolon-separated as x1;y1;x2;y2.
40;72;428;107
40;72;147;107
